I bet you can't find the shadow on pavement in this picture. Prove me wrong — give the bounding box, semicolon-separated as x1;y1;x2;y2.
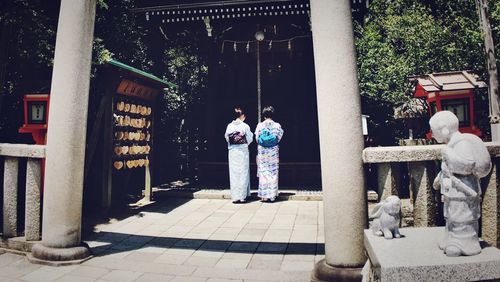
82;197;193;239
87;231;324;257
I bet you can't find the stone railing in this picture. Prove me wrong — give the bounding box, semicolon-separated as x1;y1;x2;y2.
363;142;500;248
0;143;45;250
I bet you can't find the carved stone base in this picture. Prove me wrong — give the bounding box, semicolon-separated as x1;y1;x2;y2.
28;242;92;266
311;259;363;282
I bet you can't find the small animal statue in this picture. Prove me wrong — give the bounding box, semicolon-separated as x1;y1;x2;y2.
369;195;402;239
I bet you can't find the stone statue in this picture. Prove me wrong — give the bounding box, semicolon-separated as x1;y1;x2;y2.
370;195;402;239
430;111;492;257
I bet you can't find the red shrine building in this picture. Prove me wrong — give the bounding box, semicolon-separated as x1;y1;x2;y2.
410;71;487;138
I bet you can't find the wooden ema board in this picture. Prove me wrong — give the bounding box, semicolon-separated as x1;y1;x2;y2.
103;79;156;207
111;99;152;171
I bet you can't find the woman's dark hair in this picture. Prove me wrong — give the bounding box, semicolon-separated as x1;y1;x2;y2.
262;106;275;119
233;107;245;119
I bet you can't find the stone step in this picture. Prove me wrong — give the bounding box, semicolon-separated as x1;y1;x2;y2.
0;237;38;254
152;188;380;202
152;188;323;201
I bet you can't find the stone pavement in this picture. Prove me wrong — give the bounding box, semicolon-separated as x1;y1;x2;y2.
0;198;324;281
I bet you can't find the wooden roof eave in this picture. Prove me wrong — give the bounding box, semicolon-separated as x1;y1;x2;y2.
131;0;303;13
106;59;177;89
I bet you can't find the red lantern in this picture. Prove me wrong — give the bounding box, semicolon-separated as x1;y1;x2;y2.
18;94;50;144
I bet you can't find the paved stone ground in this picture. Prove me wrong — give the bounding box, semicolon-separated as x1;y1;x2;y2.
0;198;324;282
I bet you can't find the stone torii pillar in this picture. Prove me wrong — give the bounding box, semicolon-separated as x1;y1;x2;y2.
30;0;97;263
310;1;367;281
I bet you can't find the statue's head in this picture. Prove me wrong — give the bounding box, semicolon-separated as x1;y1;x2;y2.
370;195;401;219
429;111;459;143
385;195;401;215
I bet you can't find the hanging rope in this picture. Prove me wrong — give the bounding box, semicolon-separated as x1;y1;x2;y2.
220;35;311;53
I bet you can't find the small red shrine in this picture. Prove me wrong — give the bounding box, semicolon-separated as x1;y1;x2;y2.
18;94;50;193
410;71;487;138
18;94;50;145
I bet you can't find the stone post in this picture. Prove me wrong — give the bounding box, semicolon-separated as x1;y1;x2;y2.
30;0;96;263
409;161;437;227
3;157;18;238
378;163;402;200
25;158;41;241
482;158;500;247
310;1;367;280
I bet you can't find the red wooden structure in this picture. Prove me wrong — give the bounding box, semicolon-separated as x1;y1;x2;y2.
410;71;487;138
19;94;50;192
18;94;50;144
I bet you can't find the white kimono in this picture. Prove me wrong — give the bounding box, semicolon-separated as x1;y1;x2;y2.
224;119;253;201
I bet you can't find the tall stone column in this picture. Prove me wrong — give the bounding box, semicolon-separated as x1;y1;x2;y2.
310;1;367;281
30;0;96;263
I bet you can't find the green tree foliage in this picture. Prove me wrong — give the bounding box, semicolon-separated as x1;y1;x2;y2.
490;1;500;72
356;0;484;103
156;30;209;180
93;0;151;70
0;1;57;142
0;0;151;143
355;0;494;144
161;35;208;121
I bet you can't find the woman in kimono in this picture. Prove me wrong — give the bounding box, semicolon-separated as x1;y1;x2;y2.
255;106;284;202
224;107;253;203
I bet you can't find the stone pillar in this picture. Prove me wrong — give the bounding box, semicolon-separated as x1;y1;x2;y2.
31;0;96;263
3;157;18;238
409;161;437;227
25;159;41;241
144;164;152;202
482;158;500;247
378;163;402;200
310;1;367;281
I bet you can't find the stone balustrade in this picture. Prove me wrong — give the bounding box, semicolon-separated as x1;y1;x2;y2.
363;142;500;247
0;143;45;248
